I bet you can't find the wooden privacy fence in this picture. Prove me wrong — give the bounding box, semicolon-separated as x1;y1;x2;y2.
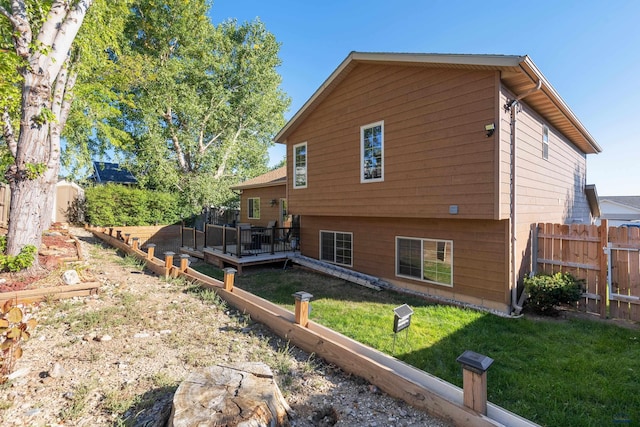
535;220;640;322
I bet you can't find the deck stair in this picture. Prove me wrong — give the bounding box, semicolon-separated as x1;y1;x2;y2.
290;254;388;291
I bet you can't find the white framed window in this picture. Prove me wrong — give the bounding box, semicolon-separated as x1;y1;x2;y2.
293;142;307;189
396;237;453;287
361;121;384;182
542;125;549;160
248;197;260;219
320;230;353;267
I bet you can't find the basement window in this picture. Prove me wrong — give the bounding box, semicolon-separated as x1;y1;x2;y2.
320;231;353;267
396;237;453;287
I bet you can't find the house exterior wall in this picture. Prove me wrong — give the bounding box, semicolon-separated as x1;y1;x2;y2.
299;215;510;312
285;64;499;220
498;86;591;279
599;200;640;226
237;185;286;227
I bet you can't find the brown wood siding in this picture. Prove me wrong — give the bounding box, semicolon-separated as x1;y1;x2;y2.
286;64;499;220
300;216;509;309
498;85;591;283
238;185;286;227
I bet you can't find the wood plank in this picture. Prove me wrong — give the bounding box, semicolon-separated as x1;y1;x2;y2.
0;282;100;305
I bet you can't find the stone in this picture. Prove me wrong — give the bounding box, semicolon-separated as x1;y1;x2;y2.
6;368;30;381
95;334;112;342
49;363;66;378
61;270;80;285
169;362;290;427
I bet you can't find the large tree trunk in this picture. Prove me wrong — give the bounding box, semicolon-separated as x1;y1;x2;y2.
5;72;53;259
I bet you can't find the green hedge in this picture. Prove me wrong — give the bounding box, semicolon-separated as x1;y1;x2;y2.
84;184;181;226
524;272;584;314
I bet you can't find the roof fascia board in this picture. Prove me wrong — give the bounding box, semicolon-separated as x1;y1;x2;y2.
600;199;640;213
518;57;601;154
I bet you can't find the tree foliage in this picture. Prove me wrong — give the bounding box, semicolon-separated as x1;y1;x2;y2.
118;0;290;214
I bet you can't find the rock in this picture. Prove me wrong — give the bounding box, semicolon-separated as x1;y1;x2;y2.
134;332;150;339
6;368;30;381
169;362;291;427
49;363;66;378
95;334;112;342
61;270;80;285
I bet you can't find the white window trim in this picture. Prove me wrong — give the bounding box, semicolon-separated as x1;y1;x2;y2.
542;125;549;160
248;197;260;219
360;120;384;183
395;236;453;287
319;230;353;267
293;141;308;189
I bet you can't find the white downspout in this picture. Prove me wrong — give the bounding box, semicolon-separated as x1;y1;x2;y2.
505;80;541;315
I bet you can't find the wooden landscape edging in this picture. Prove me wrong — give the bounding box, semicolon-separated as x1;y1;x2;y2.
89;227;539;427
0;282;100;305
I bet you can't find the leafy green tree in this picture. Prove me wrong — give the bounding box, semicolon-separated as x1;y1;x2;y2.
0;0;130;259
120;0;290;215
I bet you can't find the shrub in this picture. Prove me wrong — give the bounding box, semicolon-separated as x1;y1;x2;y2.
0;300;37;383
84;184;181;226
0;237;37;272
524;272;584;314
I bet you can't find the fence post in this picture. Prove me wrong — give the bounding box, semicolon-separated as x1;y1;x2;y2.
109;227;113;237
124;233;131;244
179;254;190;272
146;244;156;260
164;252;175;279
223;268;237;292
131;237;139;250
204;224;208;249
180;225;184;249
598;219;609;317
456;350;494;415
193;227;197;250
116;230;122;240
293;291;313;327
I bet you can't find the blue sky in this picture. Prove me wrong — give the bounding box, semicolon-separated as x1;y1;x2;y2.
210;0;640;196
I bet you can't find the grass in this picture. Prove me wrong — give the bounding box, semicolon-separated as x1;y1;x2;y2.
191;266;640;427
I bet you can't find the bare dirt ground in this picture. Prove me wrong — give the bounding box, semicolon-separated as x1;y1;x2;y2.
0;227;450;426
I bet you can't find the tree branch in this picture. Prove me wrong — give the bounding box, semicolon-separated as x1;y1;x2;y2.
40;0;94;84
1;2;32;58
214;126;242;179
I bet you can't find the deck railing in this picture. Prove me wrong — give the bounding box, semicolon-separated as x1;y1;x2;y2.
193;224;299;258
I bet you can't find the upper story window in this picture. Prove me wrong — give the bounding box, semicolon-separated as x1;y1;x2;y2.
361;121;384;182
293;142;307;189
248;197;260;219
396;236;453;287
542;125;549;160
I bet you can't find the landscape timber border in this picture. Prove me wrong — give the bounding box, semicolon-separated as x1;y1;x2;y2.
89;225;540;427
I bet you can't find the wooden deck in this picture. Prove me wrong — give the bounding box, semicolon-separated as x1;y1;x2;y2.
180;245;297;274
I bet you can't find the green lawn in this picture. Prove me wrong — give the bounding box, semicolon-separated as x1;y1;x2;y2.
192;264;640;427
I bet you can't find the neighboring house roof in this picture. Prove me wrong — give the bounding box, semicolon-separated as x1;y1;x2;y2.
585;184;600;218
599;196;640;211
230;167;286;190
275;52;601;155
91;161;137;184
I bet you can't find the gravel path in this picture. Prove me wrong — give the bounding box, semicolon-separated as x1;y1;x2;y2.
0;228;451;426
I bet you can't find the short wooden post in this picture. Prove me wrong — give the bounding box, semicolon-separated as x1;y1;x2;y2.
179;254;190;272
124;233;131;244
109;227;114;237
456;350;494;415
116;230;122;240
293;291;313;327
164;252;175;278
131;237;140;250
146;244;156;260
223;268;237;292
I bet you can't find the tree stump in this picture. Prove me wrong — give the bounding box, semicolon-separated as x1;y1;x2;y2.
169;362;291;427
